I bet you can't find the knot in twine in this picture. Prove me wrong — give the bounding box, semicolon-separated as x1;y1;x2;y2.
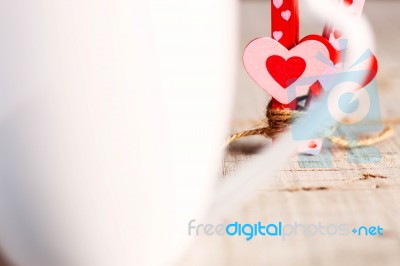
226;101;298;144
226;100;393;148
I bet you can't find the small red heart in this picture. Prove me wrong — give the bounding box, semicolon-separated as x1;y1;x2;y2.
344;0;353;7
333;30;342;39
308;141;318;149
266;56;306;88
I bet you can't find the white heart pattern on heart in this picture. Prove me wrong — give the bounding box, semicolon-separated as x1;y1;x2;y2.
281;10;291;21
273;0;283;9
273;31;283;41
243;37;332;104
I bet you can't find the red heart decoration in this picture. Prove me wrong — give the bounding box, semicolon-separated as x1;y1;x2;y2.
344;0;353;7
359;52;378;88
266;56;306;88
243;37;332;104
333;30;343;39
308;141;318;149
299;35;378;94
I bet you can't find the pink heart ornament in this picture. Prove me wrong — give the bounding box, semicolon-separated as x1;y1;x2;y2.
243;37;332;104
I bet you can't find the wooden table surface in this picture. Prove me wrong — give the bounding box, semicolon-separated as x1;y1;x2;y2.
180;1;400;265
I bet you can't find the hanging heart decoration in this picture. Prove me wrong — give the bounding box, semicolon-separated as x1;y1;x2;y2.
243;37;333;104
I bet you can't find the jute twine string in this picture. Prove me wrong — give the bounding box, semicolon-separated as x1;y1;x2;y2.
326;127;393;148
226;100;394;148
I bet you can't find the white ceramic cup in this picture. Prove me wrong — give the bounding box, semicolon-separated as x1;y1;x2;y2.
0;1;237;265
